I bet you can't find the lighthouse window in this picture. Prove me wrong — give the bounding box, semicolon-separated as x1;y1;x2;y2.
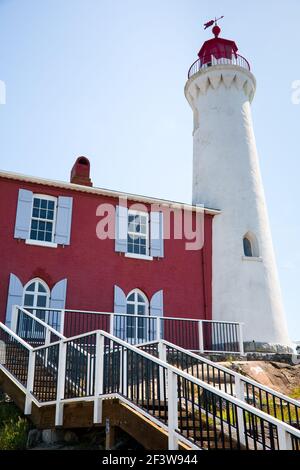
243;237;253;257
243;232;259;258
127;210;149;256
30;195;57;243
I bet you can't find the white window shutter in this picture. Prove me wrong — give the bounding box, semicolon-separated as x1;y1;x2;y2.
54;197;73;245
114;285;127;340
115;205;128;253
14;189;33;239
5;274;23;328
150;290;164;317
50;279;67;333
150;212;164;257
150;290;164;340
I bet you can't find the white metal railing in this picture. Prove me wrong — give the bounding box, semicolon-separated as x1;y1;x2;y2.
12;306;244;355
138;339;300;431
0;320;300;450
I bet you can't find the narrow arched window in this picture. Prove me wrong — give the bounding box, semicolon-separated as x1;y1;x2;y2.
23;279;50;309
243;232;259;258
126;289;149;343
22;279;50;339
243;237;253;257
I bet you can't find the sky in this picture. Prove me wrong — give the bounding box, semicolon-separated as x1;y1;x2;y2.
0;0;299;340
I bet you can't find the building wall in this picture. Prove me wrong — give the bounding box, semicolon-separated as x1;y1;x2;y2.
0;176;213;325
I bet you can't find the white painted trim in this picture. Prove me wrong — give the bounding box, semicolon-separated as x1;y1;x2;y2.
25;239;58;248
242;256;263;262
125;253;153;261
0;170;220;215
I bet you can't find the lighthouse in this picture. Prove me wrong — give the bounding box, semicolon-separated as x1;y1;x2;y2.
185;22;291;352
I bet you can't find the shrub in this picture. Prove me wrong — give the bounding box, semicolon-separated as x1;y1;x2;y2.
0;416;28;450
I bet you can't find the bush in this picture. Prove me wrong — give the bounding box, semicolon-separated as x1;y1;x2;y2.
0;398;29;450
0;416;28;450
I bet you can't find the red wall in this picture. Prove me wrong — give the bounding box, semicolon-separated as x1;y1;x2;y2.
0;176;213;323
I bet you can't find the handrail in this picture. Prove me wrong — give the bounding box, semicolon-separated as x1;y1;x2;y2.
159;339;300;405
187;54;251;79
138;339;300;430
14;307;66;340
22;306;243;354
0;322;33;351
21;327;300;435
19;306;241;324
1;319;299;449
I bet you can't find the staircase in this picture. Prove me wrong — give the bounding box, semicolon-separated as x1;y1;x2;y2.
0;306;299;450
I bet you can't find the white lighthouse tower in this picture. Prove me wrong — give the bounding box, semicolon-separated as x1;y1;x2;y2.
185;22;291;352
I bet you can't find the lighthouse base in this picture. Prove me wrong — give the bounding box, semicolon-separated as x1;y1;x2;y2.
244;341;294;354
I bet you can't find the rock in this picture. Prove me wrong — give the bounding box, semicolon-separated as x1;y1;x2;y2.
27;429;41;448
42;429;64;445
63;430;79;444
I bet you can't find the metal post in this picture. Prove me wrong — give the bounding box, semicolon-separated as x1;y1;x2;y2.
156;317;161;341
235;376;246;446
198;320;204;353
167;369;179;450
110;313;115;336
238;323;244;356
24;349;35;415
93;332;105;424
55;340;67;426
60;309;65;336
158;342;167;401
277;425;293;450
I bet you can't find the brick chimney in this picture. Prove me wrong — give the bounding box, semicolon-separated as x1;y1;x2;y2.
70;156;93;187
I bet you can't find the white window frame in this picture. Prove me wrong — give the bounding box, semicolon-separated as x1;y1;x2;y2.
22;278;50;338
125;209;153;260
25;194;58;248
126;289;150;343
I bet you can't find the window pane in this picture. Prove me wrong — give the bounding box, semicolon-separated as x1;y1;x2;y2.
45;232;52;242
48;201;55;210
33;198;40;208
47;210;54;220
38;283;47;293
38;231;44;241
37;295;47;307
127;303;135;314
243;237;253;257
32;208;39;218
26;283;35;292
30;230;37;240
41;199;47;209
138;305;145;315
24;294;34;306
40;209;47;219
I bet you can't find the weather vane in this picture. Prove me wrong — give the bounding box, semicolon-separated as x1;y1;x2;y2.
204;16;224;30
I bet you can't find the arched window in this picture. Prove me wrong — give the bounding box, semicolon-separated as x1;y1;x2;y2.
243;232;259;258
23;279;50;309
22;279;50;338
126;289;149;343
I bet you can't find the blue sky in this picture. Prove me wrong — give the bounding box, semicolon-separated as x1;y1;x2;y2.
0;0;299;340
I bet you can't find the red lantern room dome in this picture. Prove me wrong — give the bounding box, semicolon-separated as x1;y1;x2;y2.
188;20;250;79
198;25;238;65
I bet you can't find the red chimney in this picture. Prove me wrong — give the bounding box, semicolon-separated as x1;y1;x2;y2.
70;156;93;187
